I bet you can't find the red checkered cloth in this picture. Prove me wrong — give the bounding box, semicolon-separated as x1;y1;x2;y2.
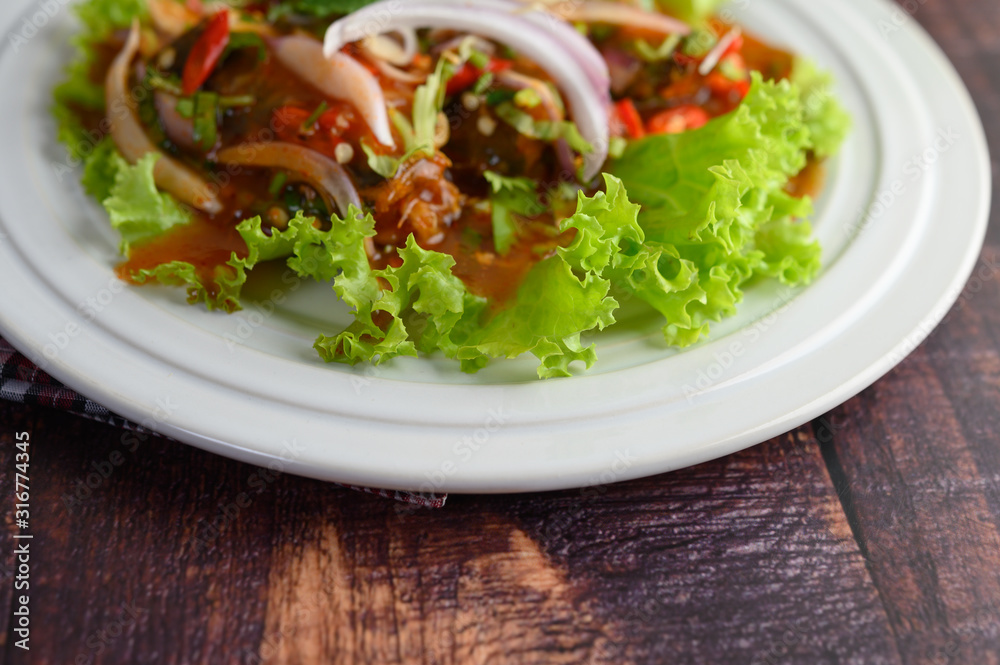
0;336;446;508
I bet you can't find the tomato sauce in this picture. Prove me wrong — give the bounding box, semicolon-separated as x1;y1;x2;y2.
785;158;826;200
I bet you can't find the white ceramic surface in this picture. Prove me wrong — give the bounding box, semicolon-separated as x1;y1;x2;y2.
0;0;990;492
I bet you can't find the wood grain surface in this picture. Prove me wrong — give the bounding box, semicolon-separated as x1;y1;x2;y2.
2;0;1000;663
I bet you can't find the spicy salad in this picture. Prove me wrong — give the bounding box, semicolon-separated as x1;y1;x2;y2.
54;0;850;378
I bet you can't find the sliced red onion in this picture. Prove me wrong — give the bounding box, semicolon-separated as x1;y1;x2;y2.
603;47;641;96
154;92;196;151
428;0;610;94
215;142;362;218
322;1;610;180
272;35;395;148
106;22;223;214
326;0;611;105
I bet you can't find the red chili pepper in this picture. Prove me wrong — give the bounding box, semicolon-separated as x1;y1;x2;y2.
445;58;513;96
181;10;231;96
446;63;479;96
646;105;710;135
613;99;646;139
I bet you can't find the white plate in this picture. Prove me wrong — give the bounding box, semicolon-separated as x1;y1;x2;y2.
0;0;989;493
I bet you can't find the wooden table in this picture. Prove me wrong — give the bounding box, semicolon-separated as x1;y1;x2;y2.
2;0;999;662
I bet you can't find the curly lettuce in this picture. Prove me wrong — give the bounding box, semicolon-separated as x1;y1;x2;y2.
792;59;853;158
606;72;842;346
237;183;634;378
101;151;193;253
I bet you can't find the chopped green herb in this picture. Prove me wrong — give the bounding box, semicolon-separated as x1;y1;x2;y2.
412;57;453;154
361;139;403;178
485;89;516;107
514;88;542;109
473;72;495;95
608;136;628;159
494;102;594;155
147;70;183;96
219;94;256;108
191;91;219;152
175;98;194;118
224;31;267;62
268;172;288;196
461;226;484;248
301;101;329;134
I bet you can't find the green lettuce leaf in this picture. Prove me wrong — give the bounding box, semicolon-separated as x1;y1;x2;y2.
73;135;194;255
297;210;479;366
130;260;246;313
74;0;146;34
104;153;192;254
53;0;146;160
453;177;639;377
455;256;616;377
80;138;122;203
792;58;853;158
607;73;840;346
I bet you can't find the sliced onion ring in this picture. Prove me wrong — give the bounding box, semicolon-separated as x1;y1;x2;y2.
154;92;195;151
272;35;395;148
106;22;222;214
323;1;611;180
427;0;610;94
362;28;417;66
215;142;362;218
